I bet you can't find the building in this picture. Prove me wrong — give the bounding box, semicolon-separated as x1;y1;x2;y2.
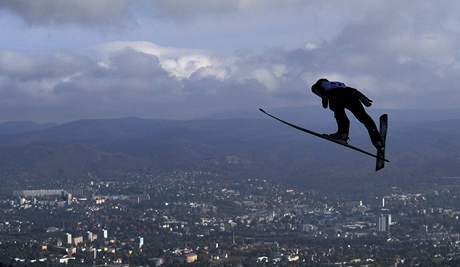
139;236;144;249
14;189;66;198
66;233;72;245
87;231;93;242
67;193;73;205
14;189;72;207
185;253;198;263
87;231;98;242
378;214;392;232
73;236;83;246
288;255;300;262
378;214;386;232
92;248;97;260
103;229;108;239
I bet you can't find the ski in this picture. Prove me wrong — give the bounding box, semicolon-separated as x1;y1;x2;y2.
375;114;388;171
259;108;389;163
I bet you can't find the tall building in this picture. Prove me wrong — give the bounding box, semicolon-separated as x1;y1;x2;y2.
139;236;144;249
67;193;72;205
87;231;97;242
378;215;386;232
87;231;93;242
378;214;391;232
66;233;72;245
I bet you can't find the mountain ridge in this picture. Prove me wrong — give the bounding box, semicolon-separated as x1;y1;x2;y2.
0;112;459;192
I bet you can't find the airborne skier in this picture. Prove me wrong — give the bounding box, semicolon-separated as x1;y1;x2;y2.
259;78;388;171
311;78;383;150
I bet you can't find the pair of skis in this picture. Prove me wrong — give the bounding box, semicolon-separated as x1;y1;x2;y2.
259;109;388;171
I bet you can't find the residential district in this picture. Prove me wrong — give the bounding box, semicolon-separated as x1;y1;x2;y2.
1;172;460;266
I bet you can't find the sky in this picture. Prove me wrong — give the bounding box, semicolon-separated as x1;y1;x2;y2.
0;0;460;122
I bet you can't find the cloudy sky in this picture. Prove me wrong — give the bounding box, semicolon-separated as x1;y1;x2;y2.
0;0;459;122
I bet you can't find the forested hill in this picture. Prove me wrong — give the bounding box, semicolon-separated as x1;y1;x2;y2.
0;110;459;192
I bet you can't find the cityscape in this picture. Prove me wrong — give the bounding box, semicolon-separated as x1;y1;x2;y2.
1;1;460;266
2;171;460;266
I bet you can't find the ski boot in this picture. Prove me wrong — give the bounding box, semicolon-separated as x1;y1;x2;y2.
323;132;349;144
370;130;384;150
374;139;384;150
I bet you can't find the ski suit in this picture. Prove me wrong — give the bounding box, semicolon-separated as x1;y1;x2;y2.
311;79;382;148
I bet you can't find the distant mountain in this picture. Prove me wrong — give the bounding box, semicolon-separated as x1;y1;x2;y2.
209;106;460;123
0;121;56;135
1;111;459;192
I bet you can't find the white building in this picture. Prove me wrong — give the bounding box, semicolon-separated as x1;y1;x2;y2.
66;233;72;245
139;236;144;249
378;214;391;232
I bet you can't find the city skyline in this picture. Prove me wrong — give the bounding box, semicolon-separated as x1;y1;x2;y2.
3;172;458;266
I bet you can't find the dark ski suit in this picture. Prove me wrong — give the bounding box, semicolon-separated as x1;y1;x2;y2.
311;79;382;148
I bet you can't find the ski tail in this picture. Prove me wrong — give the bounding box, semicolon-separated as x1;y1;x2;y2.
376;114;388;171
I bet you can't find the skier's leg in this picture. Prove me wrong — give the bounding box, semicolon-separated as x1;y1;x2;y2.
349;102;382;148
333;108;350;138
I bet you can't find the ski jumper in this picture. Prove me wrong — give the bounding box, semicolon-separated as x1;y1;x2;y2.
312;79;382;148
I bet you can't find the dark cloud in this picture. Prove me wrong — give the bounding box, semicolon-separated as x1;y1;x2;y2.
0;45;307;121
0;0;363;25
0;0;281;25
0;0;130;25
1;1;460;121
151;0;239;17
1;25;460;122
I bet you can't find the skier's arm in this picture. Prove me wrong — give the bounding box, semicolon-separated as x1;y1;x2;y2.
321;97;328;109
351;88;373;107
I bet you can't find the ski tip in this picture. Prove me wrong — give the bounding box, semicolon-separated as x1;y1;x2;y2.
259;108;266;113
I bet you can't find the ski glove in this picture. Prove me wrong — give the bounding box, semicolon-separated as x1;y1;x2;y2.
322;97;328;109
359;96;373;107
352;88;373;107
